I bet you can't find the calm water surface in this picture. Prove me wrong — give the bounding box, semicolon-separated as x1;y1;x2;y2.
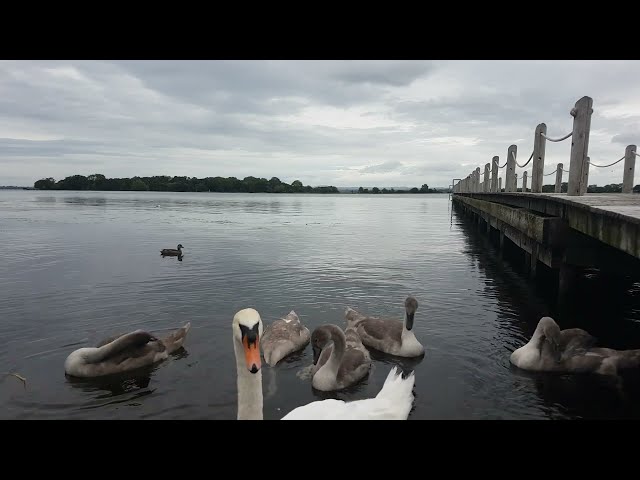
1;190;640;420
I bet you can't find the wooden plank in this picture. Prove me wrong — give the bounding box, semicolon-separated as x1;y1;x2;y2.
453;194;566;245
455;192;640;259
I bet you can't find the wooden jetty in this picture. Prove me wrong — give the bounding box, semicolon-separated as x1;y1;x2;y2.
451;96;640;296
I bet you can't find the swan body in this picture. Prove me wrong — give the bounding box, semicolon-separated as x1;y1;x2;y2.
281;366;415;420
345;296;424;358
310;324;371;391
261;310;310;366
64;322;191;378
510;316;640;376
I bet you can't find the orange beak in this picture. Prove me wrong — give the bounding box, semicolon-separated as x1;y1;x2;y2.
243;334;261;373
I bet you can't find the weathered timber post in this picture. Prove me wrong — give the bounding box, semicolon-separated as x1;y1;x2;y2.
499;177;502;192
505;145;517;192
523;171;528;192
555;163;563;193
491;156;499;192
567;96;593;196
531;123;547;193
623;145;637;194
580;157;589;195
475;167;481;192
484;163;490;192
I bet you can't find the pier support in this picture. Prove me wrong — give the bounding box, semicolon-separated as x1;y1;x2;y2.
529;244;538;278
558;264;579;300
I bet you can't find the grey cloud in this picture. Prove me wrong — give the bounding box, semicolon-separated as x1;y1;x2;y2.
329;61;434;86
111;60;412;112
1;60;640;189
360;161;404;173
611;133;639;145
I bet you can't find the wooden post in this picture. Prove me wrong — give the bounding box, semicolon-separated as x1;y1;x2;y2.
505;145;517;192
531;123;547;193
475;167;481;192
515;173;518;191
580;157;589;195
499;177;502;192
555;163;563;193
484;163;490;192
491;156;498;192
567;96;593;196
523;171;528;192
623;145;637;194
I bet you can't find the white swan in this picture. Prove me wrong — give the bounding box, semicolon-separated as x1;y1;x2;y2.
345;296;424;358
232;308;416;420
261;310;310;366
282;366;415;420
510;316;640;376
310;324;371;391
64;322;191;378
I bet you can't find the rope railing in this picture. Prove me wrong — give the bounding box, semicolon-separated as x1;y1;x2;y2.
541;131;572;142
511;150;534;168
451;96;637;196
588;156;625;168
494;157;508;169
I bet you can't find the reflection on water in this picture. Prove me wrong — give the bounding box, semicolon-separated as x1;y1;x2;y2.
1;190;640;420
366;347;426;374
66;367;155;397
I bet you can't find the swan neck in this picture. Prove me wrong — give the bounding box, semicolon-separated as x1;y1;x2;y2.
234;337;263;420
327;329;346;371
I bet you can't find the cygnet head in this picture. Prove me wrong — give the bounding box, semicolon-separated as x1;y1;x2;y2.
404;296;419;331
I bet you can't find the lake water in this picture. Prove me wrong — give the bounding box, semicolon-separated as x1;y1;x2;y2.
1;190;640;420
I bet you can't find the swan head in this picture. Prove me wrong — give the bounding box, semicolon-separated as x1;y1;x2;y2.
404;296;419;331
233;308;263;374
311;325;334;365
537;316;562;362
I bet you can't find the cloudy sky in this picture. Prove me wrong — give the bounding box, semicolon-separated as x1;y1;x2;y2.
1;60;639;188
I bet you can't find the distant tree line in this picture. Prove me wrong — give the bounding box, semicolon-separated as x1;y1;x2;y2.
357;184;439;194
33;174;339;194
